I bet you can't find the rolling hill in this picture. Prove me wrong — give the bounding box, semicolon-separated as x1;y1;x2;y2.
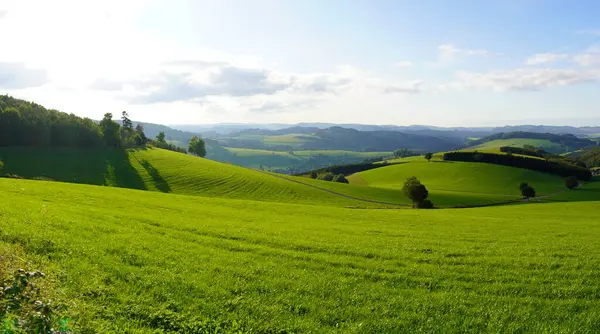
347;160;568;207
0;147;399;208
468;131;595;154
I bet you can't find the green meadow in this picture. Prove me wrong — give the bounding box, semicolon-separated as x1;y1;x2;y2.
3;177;600;332
347;160;567;207
2;146;600;332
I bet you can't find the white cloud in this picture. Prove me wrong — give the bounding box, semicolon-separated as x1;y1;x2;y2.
573;46;600;67
91;61;355;105
382;81;424;94
526;53;568;65
432;44;499;66
0;62;48;89
395;61;413;68
443;68;600;92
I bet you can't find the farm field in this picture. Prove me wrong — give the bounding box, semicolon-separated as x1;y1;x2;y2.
2;177;600;332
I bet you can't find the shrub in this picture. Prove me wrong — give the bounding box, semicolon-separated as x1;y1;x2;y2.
565;176;579;189
521;185;536;199
309;171;318;179
424;153;433;161
416;199;434;209
519;182;529;191
0;269;68;333
317;172;335;181
332;174;349;183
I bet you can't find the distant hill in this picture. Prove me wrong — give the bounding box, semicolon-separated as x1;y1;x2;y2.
469;132;595;153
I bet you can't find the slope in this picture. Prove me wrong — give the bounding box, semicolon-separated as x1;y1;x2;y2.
349;160;567;206
2;177;600;332
0;147;386;207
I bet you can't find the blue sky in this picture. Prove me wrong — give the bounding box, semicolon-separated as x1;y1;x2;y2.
1;0;599;126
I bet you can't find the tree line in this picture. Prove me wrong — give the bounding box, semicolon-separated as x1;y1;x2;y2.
0;95;207;156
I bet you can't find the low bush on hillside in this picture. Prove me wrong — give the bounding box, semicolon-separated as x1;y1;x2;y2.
149;140;187;154
520;182;536;199
0;269;68;333
565;176;579;189
296;161;387;177
443;151;592;181
317;172;335;181
332;174;349;183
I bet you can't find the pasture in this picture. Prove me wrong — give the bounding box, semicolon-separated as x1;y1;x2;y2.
2;177;600;332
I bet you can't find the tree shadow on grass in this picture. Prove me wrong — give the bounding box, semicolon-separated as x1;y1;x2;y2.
139;159;171;193
0;147;146;190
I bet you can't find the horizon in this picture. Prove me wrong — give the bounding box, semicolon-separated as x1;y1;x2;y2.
1;0;600;127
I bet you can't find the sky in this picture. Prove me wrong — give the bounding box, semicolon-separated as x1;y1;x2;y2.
1;0;600;127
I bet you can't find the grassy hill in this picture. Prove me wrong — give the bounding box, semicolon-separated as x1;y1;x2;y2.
468;131;595;154
0;147;391;207
348;160;567;207
3;177;600;332
467;138;564;152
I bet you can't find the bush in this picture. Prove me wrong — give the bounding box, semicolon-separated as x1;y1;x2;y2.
519;182;529;191
416;199;434;209
332;174;349;183
0;269;68;333
309;171;318;179
565;176;579;189
297;162;386;177
317;172;335;181
521;185;536;199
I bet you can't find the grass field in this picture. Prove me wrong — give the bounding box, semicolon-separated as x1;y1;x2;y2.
0;147;384;207
468;138;566;152
349;160;567;207
3;177;600;332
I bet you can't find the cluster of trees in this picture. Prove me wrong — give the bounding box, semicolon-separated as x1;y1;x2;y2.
0;95;152;149
296;161;388;177
402;177;434;209
576;147;600;169
149;131;187;154
188;136;207;157
309;171;349;183
1;95;105;148
442;151;592;181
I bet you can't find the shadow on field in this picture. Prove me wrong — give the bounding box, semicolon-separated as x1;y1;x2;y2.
0;147;146;190
139;159;171;193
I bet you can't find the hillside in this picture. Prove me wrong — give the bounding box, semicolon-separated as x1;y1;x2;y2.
469;132;594;153
0;147;398;207
215;126;464;152
348;160;567;206
3;177;600;332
